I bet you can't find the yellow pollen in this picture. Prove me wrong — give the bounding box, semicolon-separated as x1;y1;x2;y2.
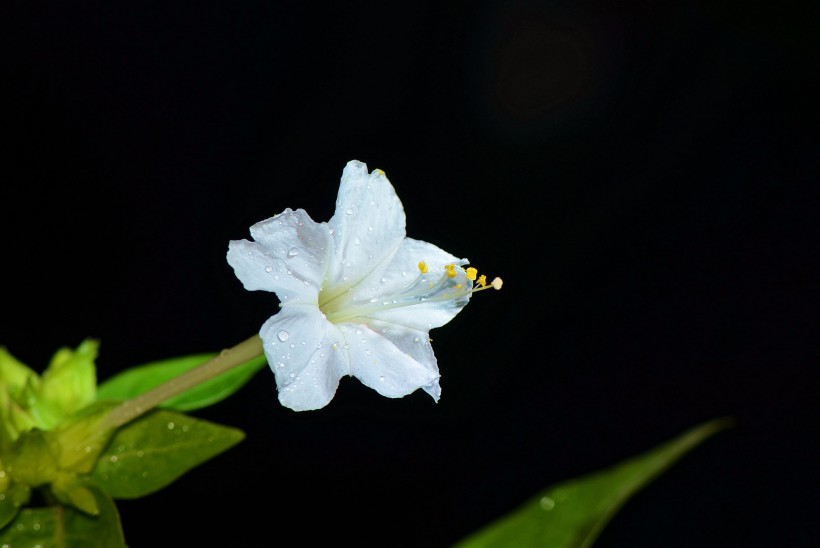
465;267;478;281
445;264;457;278
374;168;385;176
477;274;487;287
418;261;428;274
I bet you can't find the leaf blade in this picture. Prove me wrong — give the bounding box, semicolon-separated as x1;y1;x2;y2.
453;417;733;548
90;409;245;499
96;353;267;411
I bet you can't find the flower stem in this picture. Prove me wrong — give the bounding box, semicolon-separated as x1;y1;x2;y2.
101;335;263;430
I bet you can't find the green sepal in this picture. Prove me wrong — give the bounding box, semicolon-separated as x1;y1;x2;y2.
52;474;100;516
8;429;59;488
39;339;99;424
0;346;39;398
90;408;245;499
453;417;733;548
96;352;267;412
0;388;37;446
0;485;125;548
46;401;119;475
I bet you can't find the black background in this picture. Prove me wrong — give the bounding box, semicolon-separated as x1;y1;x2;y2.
2;1;817;546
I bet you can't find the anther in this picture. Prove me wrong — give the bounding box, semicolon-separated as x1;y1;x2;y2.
418;261;428;274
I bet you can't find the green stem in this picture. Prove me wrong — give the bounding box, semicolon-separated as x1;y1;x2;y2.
101;335;263;430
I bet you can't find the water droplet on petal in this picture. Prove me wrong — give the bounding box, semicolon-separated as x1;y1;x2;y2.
265;265;273;273
354;237;361;245
379;376;386;382
346;208;353;215
288;248;299;257
277;330;289;342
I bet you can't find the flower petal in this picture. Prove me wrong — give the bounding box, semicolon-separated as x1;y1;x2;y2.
358;237;471;330
227;208;332;305
324;160;406;296
260;303;348;411
338;321;440;401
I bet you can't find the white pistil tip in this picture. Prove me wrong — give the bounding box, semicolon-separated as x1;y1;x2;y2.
490;277;503;290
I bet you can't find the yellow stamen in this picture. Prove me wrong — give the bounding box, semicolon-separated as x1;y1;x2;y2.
477;274;487;287
465;267;478;281
418;260;428;274
445;264;457;278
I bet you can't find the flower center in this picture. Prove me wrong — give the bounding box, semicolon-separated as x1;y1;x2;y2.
319;261;502;324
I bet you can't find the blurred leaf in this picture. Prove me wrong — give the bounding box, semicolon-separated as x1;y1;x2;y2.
0;485;125;548
453;417;733;548
96;353;267;411
0;482;30;530
90;409;245;499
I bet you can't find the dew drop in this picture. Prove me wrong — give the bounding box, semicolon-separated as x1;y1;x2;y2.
167;422;175;430
288;248;299;257
540;496;556;511
277;330;290;342
379;376;386;382
354;236;361;245
367;226;374;231
110;455;119;463
346;208;353;215
265;265;273;273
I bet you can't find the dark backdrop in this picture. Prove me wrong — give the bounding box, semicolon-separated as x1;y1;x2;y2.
2;2;817;546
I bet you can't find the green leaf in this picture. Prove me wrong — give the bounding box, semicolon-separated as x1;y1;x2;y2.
0;482;31;530
96;353;267;412
0;485;125;548
453;417;733;548
90;409;245;499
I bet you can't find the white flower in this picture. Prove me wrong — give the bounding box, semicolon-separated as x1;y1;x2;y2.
227;160;502;411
